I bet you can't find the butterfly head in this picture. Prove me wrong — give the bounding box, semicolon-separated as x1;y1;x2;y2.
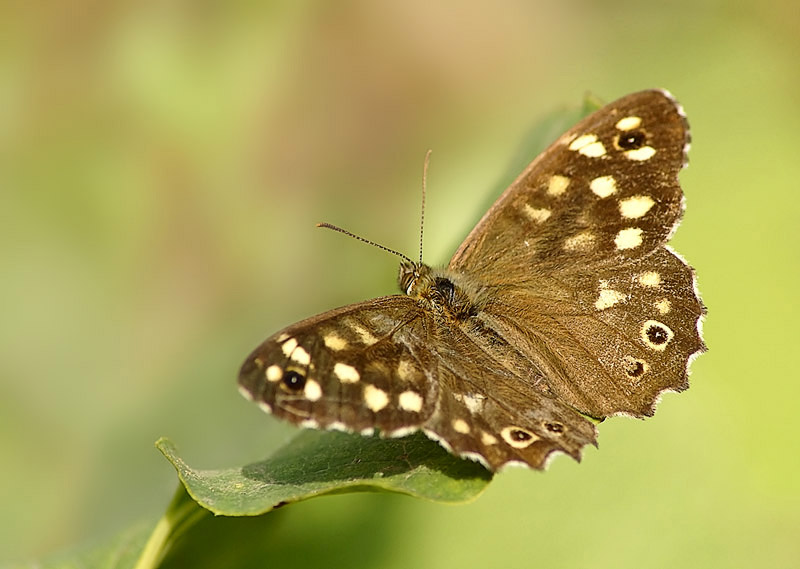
398;259;424;296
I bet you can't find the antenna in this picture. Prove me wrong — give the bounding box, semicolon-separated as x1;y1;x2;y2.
316;222;415;265
419;149;431;264
316;151;434;268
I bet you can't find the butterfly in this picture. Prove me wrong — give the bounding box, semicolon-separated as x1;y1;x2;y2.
238;89;706;471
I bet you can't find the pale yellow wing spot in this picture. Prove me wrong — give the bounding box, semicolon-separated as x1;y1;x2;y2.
524;204;552;223
625;146;656;161
615;116;642;131
481;431;498;445
398;390;423;413
595;288;627;310
564;231;596;251
655;298;672;314
323;333;348;351
303;379;322;401
638;271;661;287
397;359;415;381
265;365;283;382
614;227;643;250
569;134;607;156
452;419;471;434
290;345;311;365
619;195;655;219
334;362;360;383
363;384;389;412
589;175;618;198
547;174;570;196
568;133;598;151
463;393;486;414
280;337;298;357
348;322;378;346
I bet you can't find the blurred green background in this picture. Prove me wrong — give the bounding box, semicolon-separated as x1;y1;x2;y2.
2;1;798;567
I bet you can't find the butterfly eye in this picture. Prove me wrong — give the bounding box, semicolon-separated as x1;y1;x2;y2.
641;320;674;351
544;421;565;434
281;370;306;392
433;278;456;302
501;426;540;449
616;130;647;150
623;356;649;378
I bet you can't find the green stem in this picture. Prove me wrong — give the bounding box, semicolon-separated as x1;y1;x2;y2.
133;485;209;569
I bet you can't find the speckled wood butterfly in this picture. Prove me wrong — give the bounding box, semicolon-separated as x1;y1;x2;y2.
238;89;706;471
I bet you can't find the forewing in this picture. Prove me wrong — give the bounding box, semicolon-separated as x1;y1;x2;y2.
449;89;690;284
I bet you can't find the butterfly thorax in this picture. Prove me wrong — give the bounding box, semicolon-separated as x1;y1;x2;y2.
398;260;483;321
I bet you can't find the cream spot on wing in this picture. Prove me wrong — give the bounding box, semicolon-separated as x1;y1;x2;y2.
568;133;596;150
280;337;298;357
568;134;606;157
452;419;471;434
290;345;310;365
364;384;389;412
524;204;552;222
387;426;418;438
589;175;618;198
481;431;498;445
619;195;655;219
638;271;661;287
580;141;606;157
614;227;643;250
238;384;254;401
349;322;378;346
334;362;360;384
462;393;486;414
564;231;596;251
303;379;322;401
615;116;642;131
265;365;283;382
397;359;415;381
501;426;540;449
595;288;627;310
327;421;349;432
625;146;656;161
276;332;290;343
547;174;570;196
655;298;672;314
398;390;423;413
257;401;272;414
323;333;348;351
299;419;319;429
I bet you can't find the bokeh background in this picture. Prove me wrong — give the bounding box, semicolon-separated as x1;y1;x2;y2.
2;1;798;568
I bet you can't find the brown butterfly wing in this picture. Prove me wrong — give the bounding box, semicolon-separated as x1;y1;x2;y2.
239;295;597;470
449;89;689;281
448;89;705;420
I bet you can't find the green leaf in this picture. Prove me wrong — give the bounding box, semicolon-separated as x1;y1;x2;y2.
157;429;492;517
